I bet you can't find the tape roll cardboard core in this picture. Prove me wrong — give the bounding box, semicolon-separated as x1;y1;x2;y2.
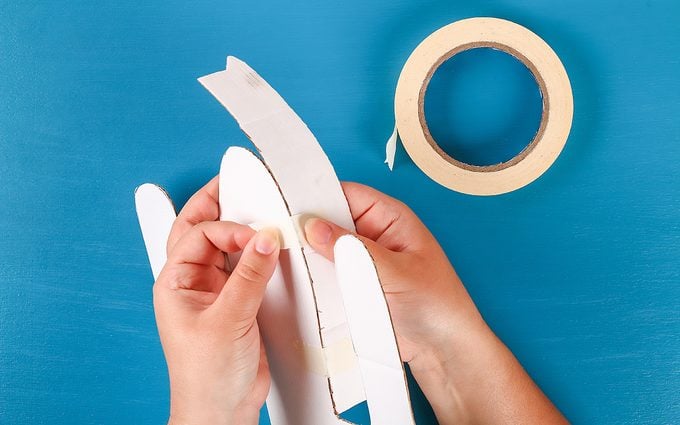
420;43;548;172
395;18;573;195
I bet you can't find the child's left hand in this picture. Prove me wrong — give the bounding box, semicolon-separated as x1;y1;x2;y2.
154;178;280;425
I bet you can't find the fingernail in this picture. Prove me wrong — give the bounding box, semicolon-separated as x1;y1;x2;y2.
255;229;279;255
304;218;332;245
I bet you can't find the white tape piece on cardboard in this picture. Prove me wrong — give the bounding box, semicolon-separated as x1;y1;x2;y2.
248;214;309;250
334;235;415;425
134;183;176;280
199;57;365;413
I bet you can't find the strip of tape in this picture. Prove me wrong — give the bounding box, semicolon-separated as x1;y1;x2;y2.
388;17;573;195
296;337;358;377
248;213;310;250
385;125;398;171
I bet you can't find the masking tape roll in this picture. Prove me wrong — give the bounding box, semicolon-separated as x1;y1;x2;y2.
394;17;573;195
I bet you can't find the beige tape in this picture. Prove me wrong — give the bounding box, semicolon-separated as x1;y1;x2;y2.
394;17;573;195
248;214;310;249
296;337;358;376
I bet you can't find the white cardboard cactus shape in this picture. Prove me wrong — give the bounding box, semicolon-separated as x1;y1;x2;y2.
135;57;414;425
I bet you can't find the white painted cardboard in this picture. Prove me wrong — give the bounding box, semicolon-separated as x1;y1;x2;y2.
134;183;176;280
199;57;365;413
219;146;350;424
334;236;415;424
134;56;414;424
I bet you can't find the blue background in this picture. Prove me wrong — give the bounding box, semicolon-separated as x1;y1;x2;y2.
1;1;678;423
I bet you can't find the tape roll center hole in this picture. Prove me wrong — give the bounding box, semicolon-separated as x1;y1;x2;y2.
424;47;543;168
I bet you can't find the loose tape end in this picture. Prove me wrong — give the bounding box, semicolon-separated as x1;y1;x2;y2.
385;125;398;171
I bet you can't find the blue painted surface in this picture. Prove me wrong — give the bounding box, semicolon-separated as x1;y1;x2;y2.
1;1;678;424
426;47;544;166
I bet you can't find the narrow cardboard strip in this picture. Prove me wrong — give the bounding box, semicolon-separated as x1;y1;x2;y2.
219;147;354;424
199;57;364;413
134;183;176;279
334;235;415;424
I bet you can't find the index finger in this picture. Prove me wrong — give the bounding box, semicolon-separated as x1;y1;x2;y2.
167;221;255;267
167;176;220;254
340;181;430;252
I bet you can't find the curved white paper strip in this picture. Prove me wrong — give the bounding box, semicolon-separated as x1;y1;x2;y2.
134;183;176;279
334;235;415;425
219;147;352;424
200;57;365;413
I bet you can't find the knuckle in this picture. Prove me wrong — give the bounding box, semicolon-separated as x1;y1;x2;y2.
234;259;267;284
154;265;189;291
384;197;406;214
152;268;170;292
193;221;211;233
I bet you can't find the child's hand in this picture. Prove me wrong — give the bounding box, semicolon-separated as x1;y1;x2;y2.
303;182;482;368
154;178;280;425
305;182;567;425
153;178;565;424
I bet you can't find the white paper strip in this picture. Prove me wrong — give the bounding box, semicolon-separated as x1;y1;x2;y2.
334;235;415;424
199;57;365;413
134;183;176;279
219;147;350;424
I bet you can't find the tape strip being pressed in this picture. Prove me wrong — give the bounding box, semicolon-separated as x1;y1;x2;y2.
388;17;573;195
248;213;310;249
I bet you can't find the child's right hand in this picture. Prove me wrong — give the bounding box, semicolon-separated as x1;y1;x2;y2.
305;182;568;425
304;182;484;369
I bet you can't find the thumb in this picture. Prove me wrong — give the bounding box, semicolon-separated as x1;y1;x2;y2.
216;229;280;323
304;217;391;264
